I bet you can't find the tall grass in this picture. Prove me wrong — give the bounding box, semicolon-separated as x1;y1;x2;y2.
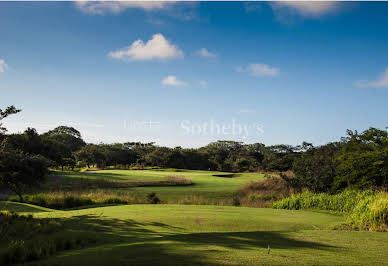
165;175;193;185
238;177;290;207
8;190;142;209
0;211;97;264
55;176;193;190
8;175;194;209
273;190;388;231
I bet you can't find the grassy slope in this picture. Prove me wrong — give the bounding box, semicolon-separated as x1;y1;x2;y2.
3;170;388;264
11;204;386;265
51;169;264;191
47;169;266;202
0;201;55;213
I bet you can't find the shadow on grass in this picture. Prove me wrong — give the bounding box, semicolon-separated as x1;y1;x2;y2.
52;171;131;181
40;214;338;265
212;174;241;178
0;201;51;213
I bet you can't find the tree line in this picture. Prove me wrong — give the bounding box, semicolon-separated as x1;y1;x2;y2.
1;105;387;200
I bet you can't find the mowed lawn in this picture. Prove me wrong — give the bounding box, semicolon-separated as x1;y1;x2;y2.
2;202;386;265
51;169;265;191
48;169;266;202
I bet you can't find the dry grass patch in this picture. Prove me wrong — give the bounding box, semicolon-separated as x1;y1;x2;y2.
238;177;290;207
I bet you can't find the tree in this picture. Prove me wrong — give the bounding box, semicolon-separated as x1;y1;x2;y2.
124;142;155;166
201;141;244;171
45;126;82;139
0;149;48;201
262;145;298;172
63;157;76;171
145;147;174;168
0;105;21;135
181;148;210;170
41;126;85;170
102;143;137;168
42;126;85;154
1;128;61;168
335;128;388;189
2;128;44;154
291;143;341;192
74;145;106;168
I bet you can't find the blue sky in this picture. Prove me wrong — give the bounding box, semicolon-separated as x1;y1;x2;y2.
0;1;387;147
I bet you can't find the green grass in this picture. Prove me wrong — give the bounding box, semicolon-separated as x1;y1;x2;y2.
0;204;385;265
51;169;264;191
37;169;267;204
3;169;388;264
0;201;55;213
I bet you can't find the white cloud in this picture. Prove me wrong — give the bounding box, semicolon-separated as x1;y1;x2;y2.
74;1;198;21
196;48;217;58
75;1;173;15
162;75;187;87
199;80;207;88
237;63;279;77
109;34;183;61
270;2;339;17
355;68;388;88
0;59;7;73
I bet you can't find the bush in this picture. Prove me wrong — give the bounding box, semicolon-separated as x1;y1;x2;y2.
103;197;127;204
273;190;388;231
0;211;98;264
238;177;290;207
147;192;161;204
64;196;93;208
232;194;240;206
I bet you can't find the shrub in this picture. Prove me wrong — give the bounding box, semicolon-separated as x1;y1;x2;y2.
147;192;161;204
232;194;240;206
238;177;290;207
0;211;98;264
9;190;143;209
239;177;289;197
64;196;93;208
103;197;127;204
273;190;388;231
350;192;388;231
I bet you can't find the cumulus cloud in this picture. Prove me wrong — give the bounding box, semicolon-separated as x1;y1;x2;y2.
355;68;388;88
237;63;279;77
109;34;183;61
196;48;217;58
0;59;7;73
162;75;187;87
270;1;339;17
75;1;173;15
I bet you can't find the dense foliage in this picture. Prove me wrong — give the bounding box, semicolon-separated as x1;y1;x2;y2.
273;190;388;231
0;211;97;264
0;150;48;201
287;128;388;192
0;105;387;197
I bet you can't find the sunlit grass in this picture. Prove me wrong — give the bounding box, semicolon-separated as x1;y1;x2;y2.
4;204;386;265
